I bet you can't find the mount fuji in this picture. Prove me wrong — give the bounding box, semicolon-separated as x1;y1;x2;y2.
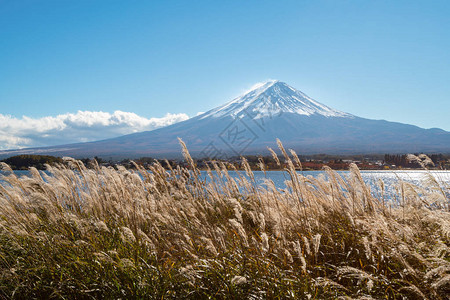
1;80;449;158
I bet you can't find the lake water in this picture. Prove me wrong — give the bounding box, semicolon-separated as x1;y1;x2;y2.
3;169;450;201
199;170;450;201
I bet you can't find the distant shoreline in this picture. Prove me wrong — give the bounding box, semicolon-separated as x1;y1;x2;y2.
2;153;449;171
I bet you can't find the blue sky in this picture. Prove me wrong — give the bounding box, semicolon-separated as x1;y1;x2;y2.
1;0;449;149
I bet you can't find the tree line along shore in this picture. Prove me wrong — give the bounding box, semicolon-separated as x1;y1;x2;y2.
2;153;449;171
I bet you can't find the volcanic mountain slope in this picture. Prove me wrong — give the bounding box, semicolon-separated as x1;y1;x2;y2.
1;80;449;158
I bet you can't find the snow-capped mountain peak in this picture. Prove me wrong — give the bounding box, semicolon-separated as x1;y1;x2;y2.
200;80;352;119
2;80;449;158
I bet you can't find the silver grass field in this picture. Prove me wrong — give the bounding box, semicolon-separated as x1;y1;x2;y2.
0;140;449;299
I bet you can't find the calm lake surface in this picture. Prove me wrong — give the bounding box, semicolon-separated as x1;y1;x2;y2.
199;170;450;201
4;169;449;201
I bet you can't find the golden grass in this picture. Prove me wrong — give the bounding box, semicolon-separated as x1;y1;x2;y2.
0;140;449;299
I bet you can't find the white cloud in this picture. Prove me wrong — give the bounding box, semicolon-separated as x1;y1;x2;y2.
0;111;189;150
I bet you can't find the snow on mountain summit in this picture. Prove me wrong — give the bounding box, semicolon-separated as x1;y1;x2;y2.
200;80;352;119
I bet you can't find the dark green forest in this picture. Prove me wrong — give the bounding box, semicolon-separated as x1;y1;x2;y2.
1;155;63;170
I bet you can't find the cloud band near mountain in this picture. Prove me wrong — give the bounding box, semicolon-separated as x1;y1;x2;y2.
0;111;189;150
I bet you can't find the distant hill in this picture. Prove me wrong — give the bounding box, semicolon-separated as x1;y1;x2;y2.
1;155;63;170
